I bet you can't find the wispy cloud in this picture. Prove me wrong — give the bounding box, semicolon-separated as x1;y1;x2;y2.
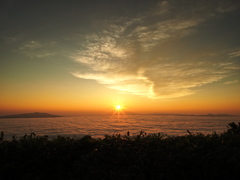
19;40;56;58
229;50;240;58
224;80;239;85
72;0;240;98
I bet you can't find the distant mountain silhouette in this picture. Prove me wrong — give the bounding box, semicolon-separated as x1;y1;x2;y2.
147;113;236;117
197;113;236;117
0;112;62;118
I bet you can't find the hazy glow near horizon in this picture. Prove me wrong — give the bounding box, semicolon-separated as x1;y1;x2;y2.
0;0;240;115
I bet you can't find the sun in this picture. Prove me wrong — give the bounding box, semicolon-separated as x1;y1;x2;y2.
116;105;121;110
111;103;125;118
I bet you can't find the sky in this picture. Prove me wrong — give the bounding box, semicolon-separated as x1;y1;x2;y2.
1;0;240;115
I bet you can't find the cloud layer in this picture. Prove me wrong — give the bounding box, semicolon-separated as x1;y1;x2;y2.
71;0;240;98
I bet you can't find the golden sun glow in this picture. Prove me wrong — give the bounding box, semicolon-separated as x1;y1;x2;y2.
116;105;121;110
110;103;125;118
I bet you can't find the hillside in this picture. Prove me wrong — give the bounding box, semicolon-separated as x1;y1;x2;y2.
0;112;62;118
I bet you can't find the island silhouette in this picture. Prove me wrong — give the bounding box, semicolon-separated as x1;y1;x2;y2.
0;112;62;118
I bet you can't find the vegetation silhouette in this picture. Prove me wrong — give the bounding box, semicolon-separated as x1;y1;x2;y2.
1;122;240;179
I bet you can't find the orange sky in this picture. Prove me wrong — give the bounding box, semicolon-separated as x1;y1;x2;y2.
1;0;240;116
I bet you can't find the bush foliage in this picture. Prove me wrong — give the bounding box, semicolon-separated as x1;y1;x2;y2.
1;122;240;179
